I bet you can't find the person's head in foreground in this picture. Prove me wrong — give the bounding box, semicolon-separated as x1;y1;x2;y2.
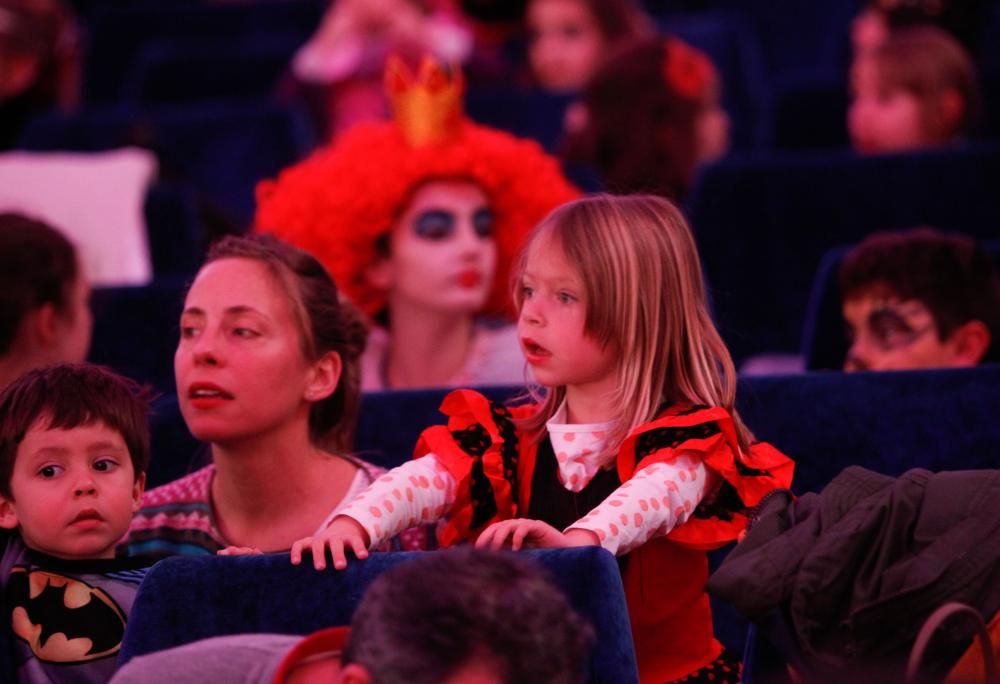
0;363;150;559
330;549;594;684
839;227;998;371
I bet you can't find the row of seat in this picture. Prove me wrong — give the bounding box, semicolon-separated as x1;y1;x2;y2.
78;143;1000;393
74;0;1000;150
133;363;1000;679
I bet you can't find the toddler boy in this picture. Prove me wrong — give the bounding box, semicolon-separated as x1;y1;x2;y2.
0;363;152;683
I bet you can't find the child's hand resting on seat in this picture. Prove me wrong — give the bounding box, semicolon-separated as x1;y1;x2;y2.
290;515;371;570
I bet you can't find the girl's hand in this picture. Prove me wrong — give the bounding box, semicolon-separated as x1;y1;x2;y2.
474;519;599;551
217;546;263;556
290;516;371;571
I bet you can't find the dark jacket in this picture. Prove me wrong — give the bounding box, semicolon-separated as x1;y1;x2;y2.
707;466;1000;677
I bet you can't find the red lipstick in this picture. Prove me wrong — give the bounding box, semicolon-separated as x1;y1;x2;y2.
457;270;483;289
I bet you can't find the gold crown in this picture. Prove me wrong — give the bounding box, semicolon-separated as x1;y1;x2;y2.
385;55;465;147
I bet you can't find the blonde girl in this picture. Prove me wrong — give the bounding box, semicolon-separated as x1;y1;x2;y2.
291;194;794;683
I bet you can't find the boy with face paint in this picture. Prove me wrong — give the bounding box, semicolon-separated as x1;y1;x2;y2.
840;227;999;372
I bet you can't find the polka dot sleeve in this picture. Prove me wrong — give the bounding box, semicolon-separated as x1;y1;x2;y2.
337;455;456;548
565;454;709;556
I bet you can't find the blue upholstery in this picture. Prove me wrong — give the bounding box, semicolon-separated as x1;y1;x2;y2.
686;143;1000;363
767;75;850;151
82;0;323;104
145;364;1000;494
133;366;1000;662
143;183;203;278
17;101;316;225
88;277;189;397
120;39;298;106
119;548;640;683
736;366;1000;495
464;88;574;153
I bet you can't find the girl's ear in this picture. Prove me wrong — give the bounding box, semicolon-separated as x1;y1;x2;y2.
0;497;19;530
304;350;343;402
947;319;991;366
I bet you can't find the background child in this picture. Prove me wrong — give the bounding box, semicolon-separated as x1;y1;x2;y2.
291;194;794;683
848;26;980;154
840;226;998;371
562;36;730;200
0;212;91;391
525;0;650;93
0;363;151;683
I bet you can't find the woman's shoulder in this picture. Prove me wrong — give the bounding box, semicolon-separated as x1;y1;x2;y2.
139;464;215;510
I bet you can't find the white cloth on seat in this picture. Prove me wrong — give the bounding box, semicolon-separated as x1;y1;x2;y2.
0;147;157;286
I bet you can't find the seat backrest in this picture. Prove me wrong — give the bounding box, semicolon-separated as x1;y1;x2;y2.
83;0;323;104
88;277;190;397
686;143;1000;364
119;548;639;683
18;101;316;225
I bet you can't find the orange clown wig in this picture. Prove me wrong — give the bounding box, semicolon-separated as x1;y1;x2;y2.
255;57;580;319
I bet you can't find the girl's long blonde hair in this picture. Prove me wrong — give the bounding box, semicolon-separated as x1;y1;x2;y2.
513;193;753;458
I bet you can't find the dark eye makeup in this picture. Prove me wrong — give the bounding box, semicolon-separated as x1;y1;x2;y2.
412;207;495;241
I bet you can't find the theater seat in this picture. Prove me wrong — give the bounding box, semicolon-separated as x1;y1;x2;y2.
686;143;1000;364
17;101;317;226
119;548;640;683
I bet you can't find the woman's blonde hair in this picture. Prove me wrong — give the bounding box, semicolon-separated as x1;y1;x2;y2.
513;193;753;457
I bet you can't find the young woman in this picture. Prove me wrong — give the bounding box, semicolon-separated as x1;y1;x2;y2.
291;194;795;683
124;235;426;557
256;56;579;391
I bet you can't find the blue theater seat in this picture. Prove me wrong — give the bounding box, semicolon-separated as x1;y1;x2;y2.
17;101;316;225
88;277;189;398
464;88;575;153
82;0;324;104
119;39;297;106
119;548;640;684
686;143;1000;364
143;183;203;278
134;365;1000;665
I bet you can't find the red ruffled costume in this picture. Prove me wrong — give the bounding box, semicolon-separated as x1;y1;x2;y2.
414;390;795;683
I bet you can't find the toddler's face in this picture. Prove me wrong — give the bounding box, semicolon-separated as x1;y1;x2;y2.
0;420;143;559
848;57;928;154
527;0;606;92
